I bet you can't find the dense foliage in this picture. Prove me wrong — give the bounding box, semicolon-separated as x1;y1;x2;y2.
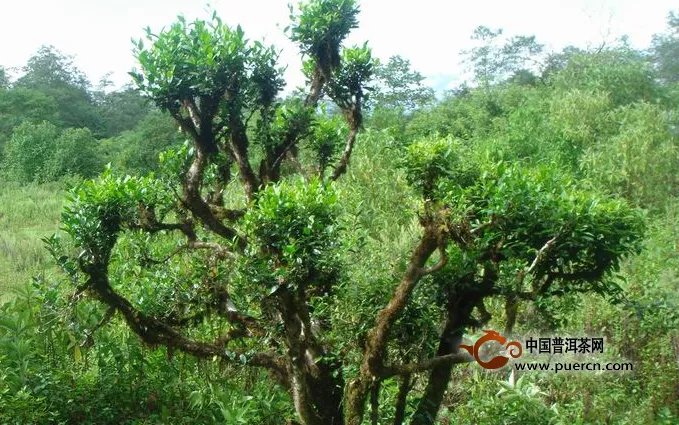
1;3;678;425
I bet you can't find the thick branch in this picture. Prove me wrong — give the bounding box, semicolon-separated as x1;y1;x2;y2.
210;286;266;337
330;105;361;181
189;241;236;258
380;352;473;378
84;266;286;379
527;236;557;276
182;150;247;249
392;374;413;425
209;206;246;221
229;141;260;202
411;297;476;425
330;124;358;181
476;299;492;325
141;240;235;266
370;381;381;425
266;64;325;180
206;158;234;207
504;294;519;336
171;112;200;142
365;226;440;372
225;99;260;200
268;123;313;182
422;246;448;275
183;99;202;131
513;236;557;288
345;225;442;425
278;287;323;425
304;66;326;108
133;202;197;240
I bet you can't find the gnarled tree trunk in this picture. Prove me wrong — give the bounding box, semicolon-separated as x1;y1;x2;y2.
411;299;475;425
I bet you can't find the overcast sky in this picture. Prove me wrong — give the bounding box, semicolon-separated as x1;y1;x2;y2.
1;0;676;93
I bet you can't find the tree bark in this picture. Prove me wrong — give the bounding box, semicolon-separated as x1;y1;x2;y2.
504;295;519;336
393;374;412;425
410;300;473;425
370;380;381;425
345;226;441;425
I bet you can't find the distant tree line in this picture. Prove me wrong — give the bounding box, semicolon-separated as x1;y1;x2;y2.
0;46;181;181
0;43;435;183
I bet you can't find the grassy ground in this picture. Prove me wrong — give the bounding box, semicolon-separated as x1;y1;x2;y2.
0;180;65;302
0;159;677;423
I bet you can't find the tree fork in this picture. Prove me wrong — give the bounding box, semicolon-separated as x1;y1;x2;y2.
345;222;444;425
410;302;472;425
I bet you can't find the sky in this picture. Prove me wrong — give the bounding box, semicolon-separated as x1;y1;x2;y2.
1;0;676;93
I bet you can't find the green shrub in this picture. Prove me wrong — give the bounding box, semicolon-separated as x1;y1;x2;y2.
2;121;102;182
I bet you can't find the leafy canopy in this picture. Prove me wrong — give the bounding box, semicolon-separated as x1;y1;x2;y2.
288;0;359;76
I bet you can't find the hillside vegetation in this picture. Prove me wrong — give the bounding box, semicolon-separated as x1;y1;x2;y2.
1;3;678;424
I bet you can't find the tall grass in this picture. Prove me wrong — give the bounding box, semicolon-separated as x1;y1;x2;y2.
1;131;678;423
0;180;65;301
